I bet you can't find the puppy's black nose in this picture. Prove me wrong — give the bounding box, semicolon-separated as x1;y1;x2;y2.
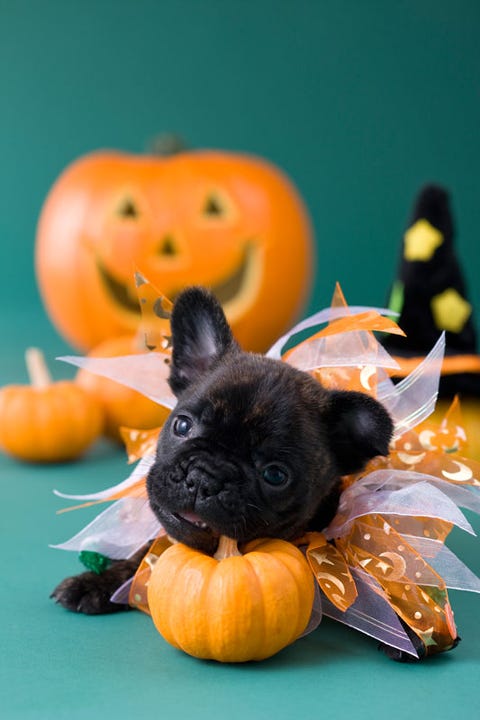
185;468;222;497
199;481;221;498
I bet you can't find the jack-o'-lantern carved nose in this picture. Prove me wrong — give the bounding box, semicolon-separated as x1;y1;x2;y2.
158;235;178;257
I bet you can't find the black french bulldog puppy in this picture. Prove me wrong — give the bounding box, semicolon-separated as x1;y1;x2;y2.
147;287;392;556
52;287;394;625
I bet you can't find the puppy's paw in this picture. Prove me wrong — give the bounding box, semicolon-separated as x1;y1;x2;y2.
51;571;130;615
51;547;147;615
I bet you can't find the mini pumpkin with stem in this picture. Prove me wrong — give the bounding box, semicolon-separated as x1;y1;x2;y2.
0;348;103;463
147;535;315;662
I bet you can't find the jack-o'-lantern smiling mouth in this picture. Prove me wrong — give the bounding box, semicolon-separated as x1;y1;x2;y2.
95;241;262;322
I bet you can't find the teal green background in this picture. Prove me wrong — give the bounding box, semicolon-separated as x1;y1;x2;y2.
1;2;480;718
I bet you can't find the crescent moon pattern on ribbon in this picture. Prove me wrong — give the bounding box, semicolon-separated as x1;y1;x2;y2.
378;551;407;582
418;429;438;451
360;365;376;391
397;451;426;465
315;572;346;595
442;460;474;483
307;539;358;612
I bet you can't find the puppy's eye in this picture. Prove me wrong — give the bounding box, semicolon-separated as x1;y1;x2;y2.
173;415;193;437
262;464;289;486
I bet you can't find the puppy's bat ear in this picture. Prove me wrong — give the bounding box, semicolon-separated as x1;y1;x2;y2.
169;286;239;395
326;391;393;475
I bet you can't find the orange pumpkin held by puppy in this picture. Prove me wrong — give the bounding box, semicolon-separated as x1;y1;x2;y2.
147;536;315;662
35;140;314;353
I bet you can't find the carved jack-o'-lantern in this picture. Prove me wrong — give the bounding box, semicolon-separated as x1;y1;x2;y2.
35;146;313;352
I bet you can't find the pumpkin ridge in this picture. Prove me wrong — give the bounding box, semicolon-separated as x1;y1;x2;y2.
243;557;269;661
164;546;216;656
240;553;272;660
50;383;101;459
29;390;47;460
177;551;217;658
56;385;81;451
265;548;314;641
244;541;314;647
208;554;267;662
149;544;186;649
44;390;64;458
245;550;300;651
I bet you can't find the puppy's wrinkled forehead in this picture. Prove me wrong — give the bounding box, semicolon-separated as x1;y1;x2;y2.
187;354;324;441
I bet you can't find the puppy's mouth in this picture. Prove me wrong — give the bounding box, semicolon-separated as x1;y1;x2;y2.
153;505;220;554
174;511;214;533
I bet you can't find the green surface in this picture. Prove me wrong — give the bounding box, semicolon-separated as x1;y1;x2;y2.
1;421;480;720
1;2;480;718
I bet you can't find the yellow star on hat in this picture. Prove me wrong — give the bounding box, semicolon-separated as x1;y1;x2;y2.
404;219;444;261
431;288;472;333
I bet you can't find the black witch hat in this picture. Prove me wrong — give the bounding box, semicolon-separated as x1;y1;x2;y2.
382;184;480;397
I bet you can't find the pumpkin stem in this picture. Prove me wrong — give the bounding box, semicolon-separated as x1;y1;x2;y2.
25;347;52;388
147;133;187;156
214;536;242;560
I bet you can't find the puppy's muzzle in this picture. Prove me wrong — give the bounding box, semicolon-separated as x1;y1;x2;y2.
147;450;246;553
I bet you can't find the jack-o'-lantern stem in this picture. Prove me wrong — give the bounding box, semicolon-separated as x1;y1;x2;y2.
25;347;52;389
214;536;242;560
147;133;187;157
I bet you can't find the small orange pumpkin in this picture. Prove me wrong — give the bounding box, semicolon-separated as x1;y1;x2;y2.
0;348;103;463
35;143;313;352
147;536;315;662
75;334;170;441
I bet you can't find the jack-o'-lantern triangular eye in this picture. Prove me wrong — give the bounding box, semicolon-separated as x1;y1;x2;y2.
203;192;227;218
117;196;140;219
